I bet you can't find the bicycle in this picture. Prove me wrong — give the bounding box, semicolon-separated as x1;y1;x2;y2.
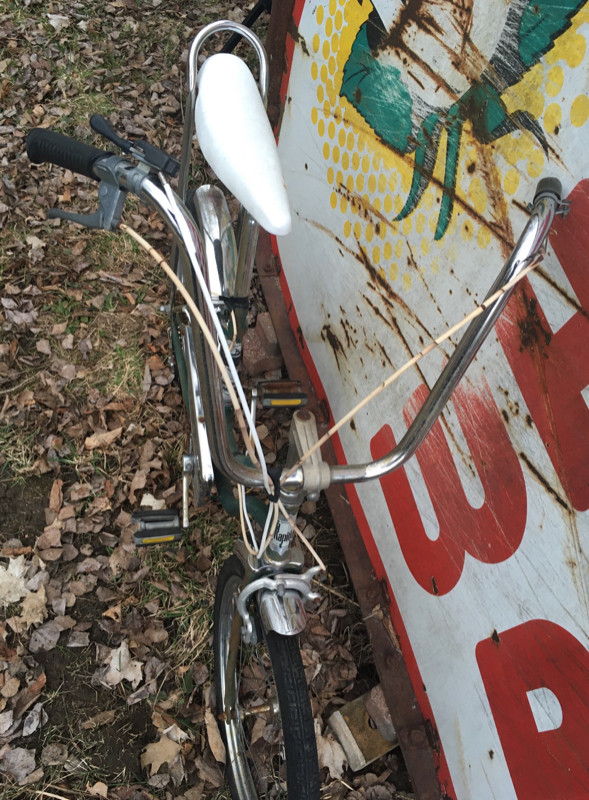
25;19;566;800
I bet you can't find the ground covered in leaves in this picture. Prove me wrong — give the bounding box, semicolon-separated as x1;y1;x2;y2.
0;1;415;798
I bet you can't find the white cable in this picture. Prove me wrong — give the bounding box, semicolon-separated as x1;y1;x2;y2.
238;485;258;554
257;500;279;557
237;486;256;554
160;175;272;494
238;484;259;552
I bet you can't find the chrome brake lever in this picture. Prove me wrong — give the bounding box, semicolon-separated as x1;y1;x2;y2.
46;155;132;230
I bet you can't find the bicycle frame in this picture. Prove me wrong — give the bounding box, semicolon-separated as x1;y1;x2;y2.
163;25;562;530
127;22;563;644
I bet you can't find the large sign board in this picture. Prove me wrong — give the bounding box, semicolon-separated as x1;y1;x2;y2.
273;2;589;798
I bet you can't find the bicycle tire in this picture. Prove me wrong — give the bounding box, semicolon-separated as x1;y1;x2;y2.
213;554;320;800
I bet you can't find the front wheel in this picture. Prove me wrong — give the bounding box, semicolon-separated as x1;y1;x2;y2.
213;555;320;800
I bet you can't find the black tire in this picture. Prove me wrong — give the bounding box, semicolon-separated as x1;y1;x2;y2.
213;555;320;800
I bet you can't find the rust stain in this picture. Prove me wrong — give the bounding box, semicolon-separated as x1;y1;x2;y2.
536;266;589;320
518;451;569;511
518;294;552;352
336;179;511;250
287;19;309;56
339;308;360;351
356;242;437;342
499;386;521;420
470;137;515;258
320;323;347;370
377;340;394;369
405;241;445;320
303;216;440;347
295;325;306;352
380;0;464;101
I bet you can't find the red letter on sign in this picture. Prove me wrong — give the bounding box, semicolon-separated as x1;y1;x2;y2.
496;179;589;510
371;379;526;595
476;620;589;799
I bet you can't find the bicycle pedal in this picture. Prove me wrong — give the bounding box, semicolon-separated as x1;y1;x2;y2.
258;379;307;408
132;509;183;547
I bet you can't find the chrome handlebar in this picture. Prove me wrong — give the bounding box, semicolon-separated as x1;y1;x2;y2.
332;187;562;484
131;163;563;493
29;107;564;498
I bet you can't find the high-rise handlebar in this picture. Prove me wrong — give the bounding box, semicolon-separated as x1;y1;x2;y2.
25;128;565;495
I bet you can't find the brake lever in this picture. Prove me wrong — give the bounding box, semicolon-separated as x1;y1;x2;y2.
91;114;180;178
47;156;131;231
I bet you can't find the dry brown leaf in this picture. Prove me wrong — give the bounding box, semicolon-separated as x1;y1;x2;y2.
102;603;122;621
1;676;20;699
0;746;37;783
140;734;182;775
22;702;47;736
1;545;32;557
0;556;29;606
204;708;226;764
194;754;224;788
94;641;143;689
80;709;116;730
49;478;63;512
109;546;134;577
47;13;70;32
36;527;61;550
38;547;64;562
14;585;47;630
28;620;61;653
180;782;205;800
36;338;52;355
315;719;347;779
128;467;148;503
84;427;123;450
21;766;44;785
0;710;14;735
67;630;90;648
68;483;93;501
87;781;109;798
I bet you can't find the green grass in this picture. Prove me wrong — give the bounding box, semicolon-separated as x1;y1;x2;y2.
137;511;238;673
0;425;42;477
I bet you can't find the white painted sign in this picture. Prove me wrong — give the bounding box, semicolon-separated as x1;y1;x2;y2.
274;1;589;798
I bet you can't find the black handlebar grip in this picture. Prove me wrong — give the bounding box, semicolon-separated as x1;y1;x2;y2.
534;177;562;204
26;129;111;181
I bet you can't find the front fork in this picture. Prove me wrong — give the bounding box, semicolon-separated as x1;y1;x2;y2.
222;541;321;718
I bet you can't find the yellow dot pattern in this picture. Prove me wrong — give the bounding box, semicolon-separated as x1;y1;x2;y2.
306;0;589;295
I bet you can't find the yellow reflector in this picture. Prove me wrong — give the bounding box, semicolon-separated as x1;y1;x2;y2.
270;398;303;407
143;535;176;544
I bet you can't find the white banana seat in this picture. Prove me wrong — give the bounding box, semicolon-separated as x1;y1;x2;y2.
195;53;292;236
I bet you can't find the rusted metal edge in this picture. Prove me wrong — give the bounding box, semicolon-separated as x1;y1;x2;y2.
264;0;296;131
257;234;445;800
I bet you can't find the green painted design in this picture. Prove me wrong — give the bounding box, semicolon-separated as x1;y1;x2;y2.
341;0;586;240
